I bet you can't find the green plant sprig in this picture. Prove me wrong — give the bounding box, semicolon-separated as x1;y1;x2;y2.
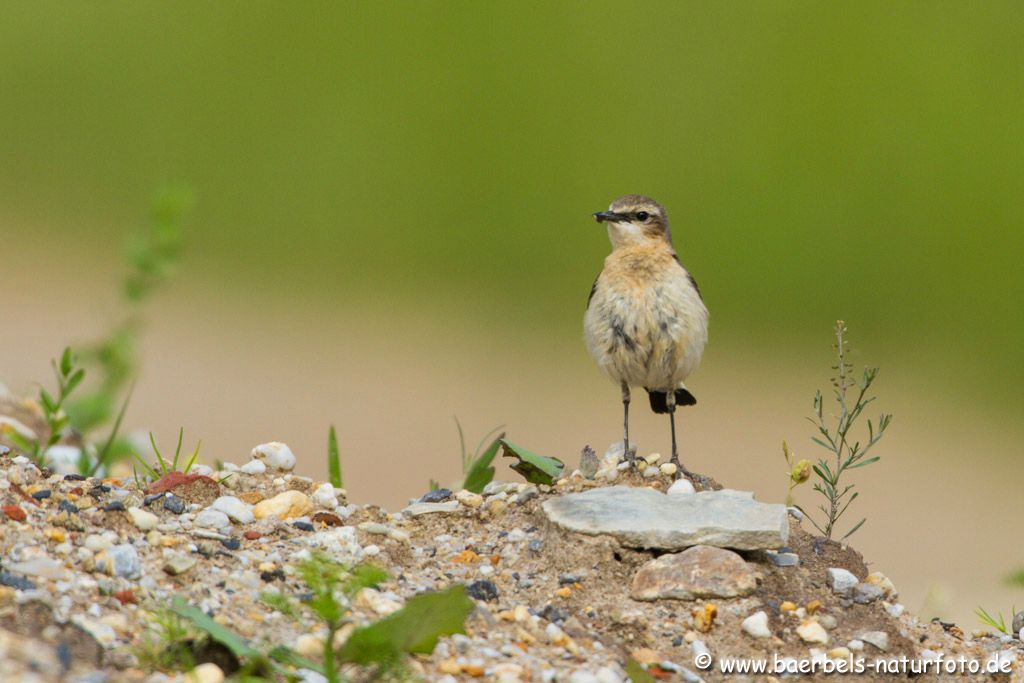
798;321;892;540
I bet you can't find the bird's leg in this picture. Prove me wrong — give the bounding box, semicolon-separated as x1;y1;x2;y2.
620;382;635;466
666;390;679;467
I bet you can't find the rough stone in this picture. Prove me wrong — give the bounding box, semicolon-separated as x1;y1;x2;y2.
210;496;255;524
630;545;757;601
858;631;889;651
163;553;197;576
252;490;312;520
127;507;159;531
852;582;885;604
827;567;859;596
542;485;788;550
741;611;771;638
194;509;230;529
402;500;460;516
797;620;829;644
250;442;296;471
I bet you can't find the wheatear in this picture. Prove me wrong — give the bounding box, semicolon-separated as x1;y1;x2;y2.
584;195;708;473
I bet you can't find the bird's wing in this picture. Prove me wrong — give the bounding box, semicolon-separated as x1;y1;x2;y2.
673;254;703;301
586;272;600;308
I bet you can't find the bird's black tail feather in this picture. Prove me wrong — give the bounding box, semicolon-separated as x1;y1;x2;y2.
647;388;697;414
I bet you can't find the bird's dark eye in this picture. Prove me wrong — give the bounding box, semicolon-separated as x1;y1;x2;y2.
636;211;650;221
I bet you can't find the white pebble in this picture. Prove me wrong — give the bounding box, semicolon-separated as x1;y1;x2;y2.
742;611;771;638
797;620;829;644
659;462;678;476
210;496;254;524
312;482;338;508
251;442;296;471
239;459;267;475
194;509;230;530
127;507;159;531
827;567;859;596
362;544;380;556
667;479;695;496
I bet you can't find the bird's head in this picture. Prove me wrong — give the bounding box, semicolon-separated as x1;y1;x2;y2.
593;195;672;250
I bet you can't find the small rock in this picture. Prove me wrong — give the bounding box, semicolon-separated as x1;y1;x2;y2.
575;448;599;482
128;507;159;531
251;442;296;471
741;611;771;638
827;646;851;659
239;459;267;475
767;550;800;567
857;631;888;651
466;580;499;602
818;614;838;630
0;571;36;590
865;571;897;598
220;537;241;550
31;489;52;500
456;490;484;508
103;501;126;512
252;490;312;520
96;544;142;579
631;545;757;601
6;558;68;581
826;567;859;596
420;488;453;503
185;662;224;683
641;465;659;478
1010;610;1024;635
852;583;885;604
797;620;829;644
402;500;460;516
312;482;339;508
847;639;864;651
2;504;26;521
163;494;187;514
163;553;197;575
210;496;255;524
293;521;315;532
58;499;79;514
194;509;230;529
660;462;678;477
147;471;220;505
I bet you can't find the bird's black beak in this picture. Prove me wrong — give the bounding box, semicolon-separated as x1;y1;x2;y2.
593;211;627;223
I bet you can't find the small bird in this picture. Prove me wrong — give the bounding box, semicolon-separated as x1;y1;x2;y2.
584;195;708;473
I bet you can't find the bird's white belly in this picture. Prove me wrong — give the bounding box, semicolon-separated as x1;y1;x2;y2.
584;274;707;391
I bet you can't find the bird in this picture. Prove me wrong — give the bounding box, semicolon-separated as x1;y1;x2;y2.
583;195;708;474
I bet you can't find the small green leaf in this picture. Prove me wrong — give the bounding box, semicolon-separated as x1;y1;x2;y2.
60;347;73;377
39;389;57;414
625;659;657;682
339;584;473;666
64;369;86;398
327;425;343;488
462;434;503;493
500;438;564;485
171;596;261;659
848;456;880;469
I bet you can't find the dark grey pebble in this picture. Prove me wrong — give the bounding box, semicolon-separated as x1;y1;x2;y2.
32;490;52;500
163;495;186;514
293;521;315;532
220;537;241;550
89;485;111;498
466;580;499;602
0;571;37;591
58;500;79;514
103;501;126;512
767;550;800;567
420;488;453;503
63;473;86;481
538;604;568;623
261;568;286;582
672;636;684;647
558;573;584;585
143;492;166;506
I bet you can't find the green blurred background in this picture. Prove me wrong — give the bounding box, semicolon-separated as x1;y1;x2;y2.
2;2;1021;625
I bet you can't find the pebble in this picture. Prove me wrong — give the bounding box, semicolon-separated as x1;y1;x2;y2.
741;611;771;638
865;571;897;597
103;501;126;512
403;500;460;516
659;463;678;476
31;489;52;500
185;662;225;683
767;550;800;567
163;495;186;514
797;620;829;644
826;567;858;596
210;496;255;524
293;521;315;532
128;507;159;531
253;490;312;519
631;545;757;600
857;630;889;651
641;466;659;478
96;544;142;579
847;639;864;651
194;509;230;530
884;602;904;618
420;488;453;503
466;580;499;602
0;571;37;590
1011;610;1024;635
57;500;79;514
220;537;241;550
239;459;267;475
6;558;68;581
311;483;339;508
852;583;885;604
250;442;296;471
456;490;484;508
163;553;197;575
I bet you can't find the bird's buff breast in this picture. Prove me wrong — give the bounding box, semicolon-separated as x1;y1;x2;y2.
584;251;708;390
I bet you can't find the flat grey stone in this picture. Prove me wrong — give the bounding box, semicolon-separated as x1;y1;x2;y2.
541;485;788;550
767;550;800;567
827;567;859;596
